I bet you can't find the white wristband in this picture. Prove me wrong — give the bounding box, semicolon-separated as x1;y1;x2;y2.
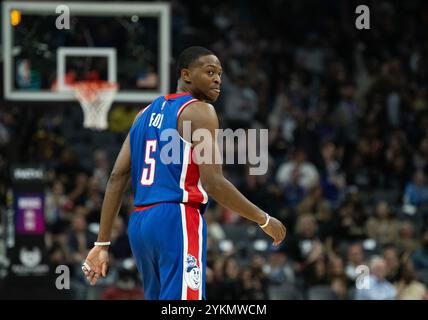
94;241;111;246
259;213;270;229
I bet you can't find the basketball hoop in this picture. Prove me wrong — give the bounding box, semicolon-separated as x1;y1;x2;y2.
72;80;118;130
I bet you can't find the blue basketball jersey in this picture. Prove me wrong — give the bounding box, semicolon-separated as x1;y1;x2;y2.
129;92;208;208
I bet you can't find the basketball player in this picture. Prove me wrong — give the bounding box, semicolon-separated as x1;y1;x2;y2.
81;46;286;300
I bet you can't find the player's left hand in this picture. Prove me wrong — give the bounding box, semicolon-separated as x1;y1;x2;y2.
261;216;286;246
81;246;109;286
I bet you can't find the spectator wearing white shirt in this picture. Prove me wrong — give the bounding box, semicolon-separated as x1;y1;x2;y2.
276;149;319;190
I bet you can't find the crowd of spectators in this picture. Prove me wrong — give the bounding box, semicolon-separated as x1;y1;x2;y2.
1;0;428;299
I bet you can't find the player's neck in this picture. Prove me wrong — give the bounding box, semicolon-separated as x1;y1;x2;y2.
176;79;208;102
176;80;208;102
176;79;192;95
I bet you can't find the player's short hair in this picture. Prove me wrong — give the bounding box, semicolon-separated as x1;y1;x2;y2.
177;46;214;78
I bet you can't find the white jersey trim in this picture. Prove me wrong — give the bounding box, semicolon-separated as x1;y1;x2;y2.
180;204;189;300
180;142;191;203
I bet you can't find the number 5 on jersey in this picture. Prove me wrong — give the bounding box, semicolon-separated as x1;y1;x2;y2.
141;140;157;185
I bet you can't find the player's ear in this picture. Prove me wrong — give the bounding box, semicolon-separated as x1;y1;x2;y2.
181;68;191;84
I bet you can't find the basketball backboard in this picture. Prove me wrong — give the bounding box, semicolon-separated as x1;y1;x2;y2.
2;1;171;103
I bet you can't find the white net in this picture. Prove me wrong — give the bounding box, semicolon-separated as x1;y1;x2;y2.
73;81;118;130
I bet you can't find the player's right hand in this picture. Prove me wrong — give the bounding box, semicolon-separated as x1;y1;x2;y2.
261;216;286;246
81;246;110;286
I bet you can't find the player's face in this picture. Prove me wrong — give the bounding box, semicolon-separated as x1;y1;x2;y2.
189;55;222;103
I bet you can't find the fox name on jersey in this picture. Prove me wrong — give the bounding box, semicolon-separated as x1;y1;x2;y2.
130;92;208;208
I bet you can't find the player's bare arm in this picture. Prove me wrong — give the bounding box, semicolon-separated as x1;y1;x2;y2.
178;101;286;246
82;133;131;285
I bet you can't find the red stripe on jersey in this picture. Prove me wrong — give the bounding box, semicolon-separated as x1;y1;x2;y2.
185;205;200;300
185;147;205;203
164;92;191;100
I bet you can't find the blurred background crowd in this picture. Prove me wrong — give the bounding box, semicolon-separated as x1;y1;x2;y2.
1;0;428;299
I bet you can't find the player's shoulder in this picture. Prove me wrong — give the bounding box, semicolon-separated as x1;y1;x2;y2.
179;100;218;131
182;100;216;118
132;102;154;126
